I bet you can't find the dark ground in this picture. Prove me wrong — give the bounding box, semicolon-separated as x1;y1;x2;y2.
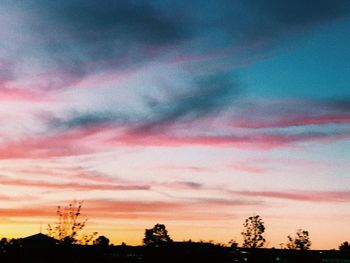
1;241;350;263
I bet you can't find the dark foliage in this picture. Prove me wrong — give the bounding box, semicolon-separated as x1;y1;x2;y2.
339;241;350;252
143;224;172;247
241;215;266;248
287;229;312;250
93;235;110;247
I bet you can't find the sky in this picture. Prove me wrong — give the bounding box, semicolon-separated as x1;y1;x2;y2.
0;0;350;249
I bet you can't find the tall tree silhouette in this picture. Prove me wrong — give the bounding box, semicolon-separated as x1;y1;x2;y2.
47;201;97;245
143;224;173;247
241;215;266;248
286;229;312;250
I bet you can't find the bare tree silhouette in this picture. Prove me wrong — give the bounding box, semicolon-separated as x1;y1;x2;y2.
47;200;97;245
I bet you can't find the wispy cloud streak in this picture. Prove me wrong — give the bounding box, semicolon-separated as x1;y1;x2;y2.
236;190;350;203
0;176;150;191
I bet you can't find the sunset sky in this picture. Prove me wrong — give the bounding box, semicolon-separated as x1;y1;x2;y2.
0;0;350;249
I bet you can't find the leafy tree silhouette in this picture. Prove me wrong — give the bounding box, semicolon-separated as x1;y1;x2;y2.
241;215;266;248
143;223;173;247
47;200;97;245
228;239;238;249
93;235;110;247
286;229;312;250
339;241;350;252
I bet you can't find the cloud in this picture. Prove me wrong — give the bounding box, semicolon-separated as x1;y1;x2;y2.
230;161;270;174
0;59;49;102
158;181;203;190
230;99;350;129
158;165;212;173
47;96;350;156
234;114;350;129
1;0;349;139
0;109;348;161
12;166;132;186
44;1;186;45
0;194;37;202
83;197;260;220
190;197;261;207
0;129;92;159
229;157;348;175
328;98;350;111
133;74;241;132
236;190;350;203
0;59;14;84
0;197;258;220
115;128;350;149
0;208;53;218
1;2;349;161
0;87;49;102
53;111;127;129
3;0;348;92
1;0;189;90
0;175;150;191
242;0;350;41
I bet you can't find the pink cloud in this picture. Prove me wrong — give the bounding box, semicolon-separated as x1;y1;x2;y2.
157;181;203;190
115;130;350;149
158;165;212;173
0;113;348;162
0;176;150;191
0;197;255;220
233;114;350;129
234;157;350;173
228;157;343;174
0;208;53;218
10;166;135;188
236;190;350;203
0;87;49;102
6;165;205;192
81;198;256;220
0;204;236;221
0;126;108;159
230;161;270;174
0;194;37;201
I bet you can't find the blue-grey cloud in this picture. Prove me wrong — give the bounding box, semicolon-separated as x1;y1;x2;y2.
326;99;350;111
241;0;350;40
5;0;349;89
52;73;240;132
135;73;240;132
0;59;15;84
2;0;189;89
7;0;349;131
51;111;129;130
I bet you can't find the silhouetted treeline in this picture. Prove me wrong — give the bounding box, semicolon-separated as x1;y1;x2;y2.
1;238;350;263
2;203;349;262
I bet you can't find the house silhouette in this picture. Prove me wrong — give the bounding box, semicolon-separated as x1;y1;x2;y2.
22;233;57;247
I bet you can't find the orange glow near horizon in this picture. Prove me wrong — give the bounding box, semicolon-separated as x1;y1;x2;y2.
1;198;350;250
